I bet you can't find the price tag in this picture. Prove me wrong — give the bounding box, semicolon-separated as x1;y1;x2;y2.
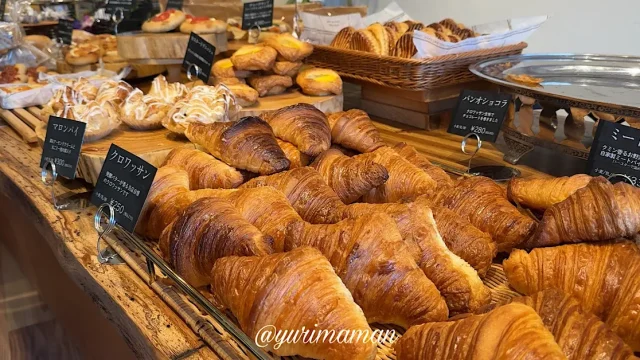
165;0;183;10
241;0;274;30
448;89;511;142
56;18;74;45
40;116;86;179
587;120;640;187
182;32;215;83
106;0;135;17
91;144;157;232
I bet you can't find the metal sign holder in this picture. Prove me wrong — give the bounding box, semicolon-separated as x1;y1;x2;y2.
460;132;521;181
41;160;90;210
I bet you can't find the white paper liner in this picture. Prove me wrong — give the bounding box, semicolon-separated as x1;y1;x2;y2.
414;16;548;58
0;68;126;109
363;2;412;27
300;12;365;45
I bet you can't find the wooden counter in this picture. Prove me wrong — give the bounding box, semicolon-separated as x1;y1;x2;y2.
0;90;541;358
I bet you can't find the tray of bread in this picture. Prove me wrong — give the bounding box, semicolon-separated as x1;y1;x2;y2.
91;98;640;359
117;9;228;63
306;19;527;90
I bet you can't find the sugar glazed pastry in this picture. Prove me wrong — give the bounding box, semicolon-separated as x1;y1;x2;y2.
59;100;121;142
147;75;188;104
264;34;314;62
179;15;226;34
230;45;278;71
65;42;101;65
142;9;186;33
163;85;234;135
296;68;342;96
121;89;172;130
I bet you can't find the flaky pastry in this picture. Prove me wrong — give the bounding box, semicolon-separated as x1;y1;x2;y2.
60;100;121;142
147;75;188;104
248;75;292;97
225;83;259;107
271;61;302;77
296;68;342;96
212;59;251;79
162;85;233;134
264;34;314;62
230;45;277;71
121;89;172;130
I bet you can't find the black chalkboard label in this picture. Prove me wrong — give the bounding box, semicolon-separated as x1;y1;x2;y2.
40;116;86;179
587;121;640;187
165;0;183;10
182;32;215;83
91;144;157;232
0;0;7;22
106;0;135;17
242;0;274;30
448;89;511;143
57;19;74;45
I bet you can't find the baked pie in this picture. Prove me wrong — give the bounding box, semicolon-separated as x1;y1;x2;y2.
230;45;278;71
248;75;292;97
296;68;342;96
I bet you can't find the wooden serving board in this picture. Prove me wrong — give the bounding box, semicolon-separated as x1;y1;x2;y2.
240;90;343;116
117;32;228;61
56;60;166;79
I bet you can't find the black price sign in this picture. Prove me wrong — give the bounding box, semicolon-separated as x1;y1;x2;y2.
56;19;74;45
182;32;215;83
448;89;511;143
40;116;86;179
587;120;640;187
165;0;183;10
241;0;274;30
91;144;157;232
106;0;135;17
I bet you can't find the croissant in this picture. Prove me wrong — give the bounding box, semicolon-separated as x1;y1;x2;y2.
276;139;310;169
510;289;637;360
162;148;244;190
504;241;640;351
310;149;389;204
355;147;438;203
527;177;640;248
211;247;377;359
343;202;491;315
285;213;449;328
184;117;290;175
436;176;537;252
327;109;385;153
136;165;190;237
261;103;331;156
240;167;346;224
507;174;592;211
395;303;566;360
428;204;497;277
160;197;273;287
392;142;453;189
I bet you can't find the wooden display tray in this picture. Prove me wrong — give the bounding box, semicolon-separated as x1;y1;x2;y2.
359;80;499;130
116;32;228;61
56;60;166;79
241;90;343;117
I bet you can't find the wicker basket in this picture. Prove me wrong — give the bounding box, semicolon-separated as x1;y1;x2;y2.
306;43;528;91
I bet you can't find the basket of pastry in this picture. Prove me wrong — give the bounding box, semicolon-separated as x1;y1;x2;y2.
306;19;527;90
211;34;342;107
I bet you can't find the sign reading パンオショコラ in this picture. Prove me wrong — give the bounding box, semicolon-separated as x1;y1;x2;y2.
448;89;511;143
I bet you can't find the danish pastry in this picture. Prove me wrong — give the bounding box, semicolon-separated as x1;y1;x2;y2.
121;89;172;130
230;45;278;71
247;75;292;97
213;77;246;86
142;9;186;33
271;61;302;77
225;83;259;107
264;34;313;62
179;15;226;34
212;59;252;79
296;68;342;96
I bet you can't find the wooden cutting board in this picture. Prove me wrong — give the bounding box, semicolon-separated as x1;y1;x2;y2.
56;60;166;79
117;32;228;61
239;90;343;117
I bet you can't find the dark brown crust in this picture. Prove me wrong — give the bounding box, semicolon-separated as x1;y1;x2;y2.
330;26;356;49
392;32;416;58
407;23;424;32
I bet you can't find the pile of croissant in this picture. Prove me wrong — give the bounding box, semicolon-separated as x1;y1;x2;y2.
331;18;479;59
136;101;640;359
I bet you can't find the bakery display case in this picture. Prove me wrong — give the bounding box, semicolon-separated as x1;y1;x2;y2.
1;2;640;360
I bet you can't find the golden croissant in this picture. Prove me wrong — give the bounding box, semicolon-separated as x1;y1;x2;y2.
527;177;640;247
394;303;566;360
355;147;438;203
276;139;310;169
159;197;273;287
240;167;347;224
211;247;377;359
311;149;389;204
185;116;290;175
327;109;385;153
436;176;537;252
392;142;453;189
261;103;331;156
343;202;491;315
507;174;592;211
504;241;640;351
162;148;244;190
510;289;637;360
285;212;449;328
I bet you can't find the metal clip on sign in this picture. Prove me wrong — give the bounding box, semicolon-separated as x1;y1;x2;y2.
112;8;124;35
461;132;482;174
41;160;90;210
95;203;125;265
607;173;637;186
248;24;261;44
186;63;201;82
